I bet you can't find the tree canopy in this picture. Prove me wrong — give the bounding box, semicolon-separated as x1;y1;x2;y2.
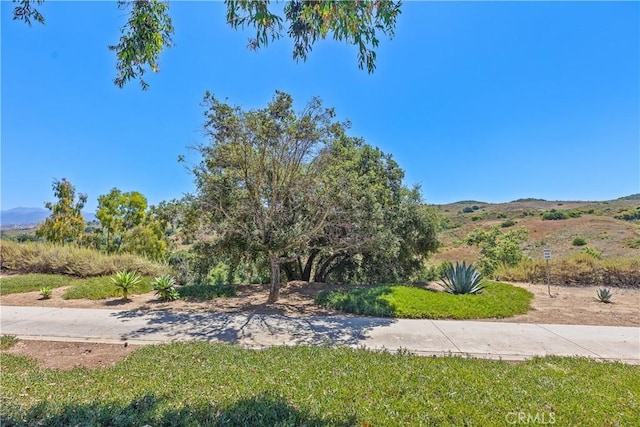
189;91;438;302
13;0;402;90
35;178;87;244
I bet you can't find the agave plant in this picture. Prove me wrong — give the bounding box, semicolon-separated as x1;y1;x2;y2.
111;270;142;300
39;286;52;299
151;275;179;301
595;287;613;303
441;261;485;295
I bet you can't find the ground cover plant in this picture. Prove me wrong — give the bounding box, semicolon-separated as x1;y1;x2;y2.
0;274;153;300
1;343;638;426
0;241;169;278
315;282;532;319
0;274;74;295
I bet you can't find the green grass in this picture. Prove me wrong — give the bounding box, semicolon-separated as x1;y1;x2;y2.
63;276;154;300
0;273;153;300
315;282;533;319
0;274;75;295
1;342;638;426
0;335;18;350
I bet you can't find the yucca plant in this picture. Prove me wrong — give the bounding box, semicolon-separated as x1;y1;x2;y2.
111;270;142;300
441;261;485;295
595;287;613;303
151;275;179;301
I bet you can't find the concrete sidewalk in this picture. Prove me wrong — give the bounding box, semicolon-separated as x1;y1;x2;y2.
1;306;639;363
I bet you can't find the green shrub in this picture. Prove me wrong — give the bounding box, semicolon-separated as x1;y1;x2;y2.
471;215;482;221
0;241;169;278
178;282;238;300
614;207;640;221
572;237;587;246
151;275;179;301
111;271;142;300
500;219;516;228
541;210;568;220
462;206;474;213
39;286;52;299
581;247;602;259
441;261;485;295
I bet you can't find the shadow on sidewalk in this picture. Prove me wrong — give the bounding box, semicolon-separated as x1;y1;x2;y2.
112;309;395;346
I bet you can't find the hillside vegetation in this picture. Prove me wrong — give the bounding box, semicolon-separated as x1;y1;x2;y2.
432;195;639;262
429;195;639;287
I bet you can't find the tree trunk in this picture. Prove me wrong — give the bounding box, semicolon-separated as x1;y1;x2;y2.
268;252;281;303
314;253;344;283
302;249;319;282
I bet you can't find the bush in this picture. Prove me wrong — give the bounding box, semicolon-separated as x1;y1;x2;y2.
151;275;180;301
614;207;640;221
39;286;52;299
500;219;516;228
541;210;568;220
0;241;169;278
462;207;474;214
572;237;587;246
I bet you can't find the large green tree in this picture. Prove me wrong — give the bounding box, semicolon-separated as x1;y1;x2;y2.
282;136;438;284
36;178;87;244
190;91;438;301
96;188;148;253
13;0;401;90
192;90;343;302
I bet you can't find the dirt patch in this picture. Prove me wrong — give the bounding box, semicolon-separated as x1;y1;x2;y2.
2;280;638;370
488;282;639;326
3;340;140;370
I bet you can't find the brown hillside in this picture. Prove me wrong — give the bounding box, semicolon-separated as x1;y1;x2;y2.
431;196;640;264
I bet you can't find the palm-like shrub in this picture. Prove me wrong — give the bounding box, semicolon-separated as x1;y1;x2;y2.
441;261;485;295
151;275;179;301
111;270;142;300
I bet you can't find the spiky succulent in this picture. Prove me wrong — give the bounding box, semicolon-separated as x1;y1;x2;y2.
151;275;179;301
441;261;485;295
111;270;142;300
595;287;613;303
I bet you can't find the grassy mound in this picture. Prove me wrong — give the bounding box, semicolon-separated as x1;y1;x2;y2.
1;343;638;426
0;273;154;300
315;281;533;319
0;241;169;278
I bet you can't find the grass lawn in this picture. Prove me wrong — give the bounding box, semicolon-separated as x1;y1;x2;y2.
1;342;638;426
315;281;533;319
0;274;75;295
0;274;153;300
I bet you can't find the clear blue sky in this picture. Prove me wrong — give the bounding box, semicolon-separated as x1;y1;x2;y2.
2;1;638;212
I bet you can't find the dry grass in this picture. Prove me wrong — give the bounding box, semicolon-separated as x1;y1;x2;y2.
0;241;169;278
497;255;640;288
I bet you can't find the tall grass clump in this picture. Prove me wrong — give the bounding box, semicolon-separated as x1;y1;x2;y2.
0;241;169;278
497;255;640;288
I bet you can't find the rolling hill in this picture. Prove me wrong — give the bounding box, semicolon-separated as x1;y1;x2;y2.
430;195;640;264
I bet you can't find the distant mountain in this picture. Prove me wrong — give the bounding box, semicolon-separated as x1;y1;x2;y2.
0;207;96;229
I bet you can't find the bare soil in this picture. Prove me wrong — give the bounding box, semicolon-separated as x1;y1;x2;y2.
2;281;638;370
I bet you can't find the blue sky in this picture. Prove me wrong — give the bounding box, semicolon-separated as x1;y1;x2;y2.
2;1;638;213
